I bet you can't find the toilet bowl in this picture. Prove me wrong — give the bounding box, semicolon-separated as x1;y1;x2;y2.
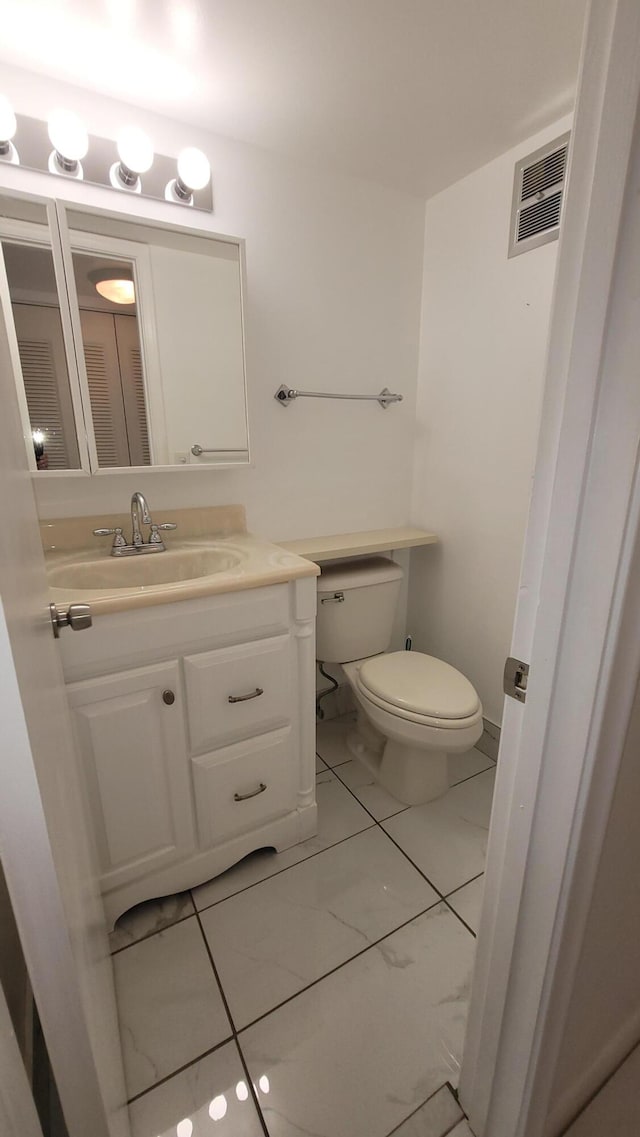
342;653;483;804
316;557;483;805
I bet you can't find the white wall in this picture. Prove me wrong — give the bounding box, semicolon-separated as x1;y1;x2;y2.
408;119;570;725
0;64;425;541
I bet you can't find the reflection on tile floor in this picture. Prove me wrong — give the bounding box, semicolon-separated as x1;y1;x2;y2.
113;714;494;1135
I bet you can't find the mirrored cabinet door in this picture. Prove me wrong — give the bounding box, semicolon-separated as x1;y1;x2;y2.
0;190;250;476
0;195;88;473
63;206;249;471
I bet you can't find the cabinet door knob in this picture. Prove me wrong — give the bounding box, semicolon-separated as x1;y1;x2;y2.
162;689;176;705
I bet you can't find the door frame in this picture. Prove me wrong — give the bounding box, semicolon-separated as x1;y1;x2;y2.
460;2;640;1134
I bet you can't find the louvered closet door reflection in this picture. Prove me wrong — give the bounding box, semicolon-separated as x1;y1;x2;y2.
79;310;130;467
12;303;81;469
114;315;151;466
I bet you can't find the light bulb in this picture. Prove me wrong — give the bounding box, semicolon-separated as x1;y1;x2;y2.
177;146;210;190
47;109;88;178
48;110;88;161
109;126;154;192
117;126;154;174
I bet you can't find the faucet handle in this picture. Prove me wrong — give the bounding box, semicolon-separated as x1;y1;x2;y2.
93;526;127;548
148;522;177;546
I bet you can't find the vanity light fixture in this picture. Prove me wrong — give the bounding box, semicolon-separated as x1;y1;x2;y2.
165;146;211;205
0;95;18;164
3;107;213;210
47;109;89;178
89;267;136;305
109;126;154;193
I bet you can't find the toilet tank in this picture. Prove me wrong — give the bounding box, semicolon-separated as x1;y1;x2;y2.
316;557;403;663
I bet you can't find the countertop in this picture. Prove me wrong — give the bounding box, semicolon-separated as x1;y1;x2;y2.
43;505;319;617
278;526;437;562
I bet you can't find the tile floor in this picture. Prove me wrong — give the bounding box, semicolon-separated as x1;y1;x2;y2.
111;715;496;1137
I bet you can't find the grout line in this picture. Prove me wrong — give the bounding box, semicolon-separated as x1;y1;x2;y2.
125;1034;233;1105
234;1038;271;1137
193;901;271;1136
195;822;375;914
236;897;443;1036
315;739;485;941
449;763;496;789
193;902;238;1033
441;898;477;939
384;1081;463;1137
316;755;353;771
328;760;410;821
444;871;484;900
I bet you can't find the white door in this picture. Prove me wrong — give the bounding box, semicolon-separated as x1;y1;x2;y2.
460;2;640;1135
0;252;128;1131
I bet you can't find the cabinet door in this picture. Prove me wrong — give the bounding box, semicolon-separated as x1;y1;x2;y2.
67;660;194;891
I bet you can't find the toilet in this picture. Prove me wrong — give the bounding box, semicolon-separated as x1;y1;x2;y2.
316;557;483;805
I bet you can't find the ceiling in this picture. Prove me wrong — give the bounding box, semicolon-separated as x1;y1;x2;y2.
0;0;587;197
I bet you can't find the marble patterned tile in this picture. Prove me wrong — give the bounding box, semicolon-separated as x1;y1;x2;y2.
201;827;438;1028
113;916;231;1098
109;892;194;953
383;769;495;895
448;1123;474;1136
332;759;408;821
315;716;355;767
475;719;500;762
390;1084;463;1136
448;748;494;787
129;1041;264;1136
446;876;484;935
193;770;374;910
240;903;475;1137
315;753;328;774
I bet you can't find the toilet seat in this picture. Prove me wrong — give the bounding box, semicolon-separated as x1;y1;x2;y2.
358;651;481;725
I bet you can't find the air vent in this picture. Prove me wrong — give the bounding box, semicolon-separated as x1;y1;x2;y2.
508;132;570;258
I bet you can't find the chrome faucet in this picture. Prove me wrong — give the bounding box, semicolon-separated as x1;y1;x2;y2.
93;492;177;556
131;491;151;547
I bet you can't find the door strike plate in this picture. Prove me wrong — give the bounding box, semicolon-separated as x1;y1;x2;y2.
503;657;529;703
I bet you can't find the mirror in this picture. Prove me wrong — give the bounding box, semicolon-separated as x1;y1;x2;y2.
64;208;249;470
0;195;85;471
0;191;249;474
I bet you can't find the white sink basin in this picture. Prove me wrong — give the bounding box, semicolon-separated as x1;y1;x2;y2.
47;545;244;591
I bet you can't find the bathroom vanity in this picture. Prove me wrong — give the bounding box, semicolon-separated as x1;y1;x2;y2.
45;506;319;928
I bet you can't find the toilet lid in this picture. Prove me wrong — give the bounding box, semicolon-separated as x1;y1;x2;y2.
358;652;480;720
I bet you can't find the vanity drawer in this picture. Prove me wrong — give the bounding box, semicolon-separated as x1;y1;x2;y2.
192;728;297;847
183;634;293;751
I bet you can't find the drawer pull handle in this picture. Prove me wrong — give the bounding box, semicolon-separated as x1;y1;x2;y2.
228;687;264;704
234;782;267;802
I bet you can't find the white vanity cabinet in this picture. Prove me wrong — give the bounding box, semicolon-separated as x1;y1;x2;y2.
60;578;317;928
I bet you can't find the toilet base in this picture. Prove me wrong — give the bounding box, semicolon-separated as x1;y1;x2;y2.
346;715;450;806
